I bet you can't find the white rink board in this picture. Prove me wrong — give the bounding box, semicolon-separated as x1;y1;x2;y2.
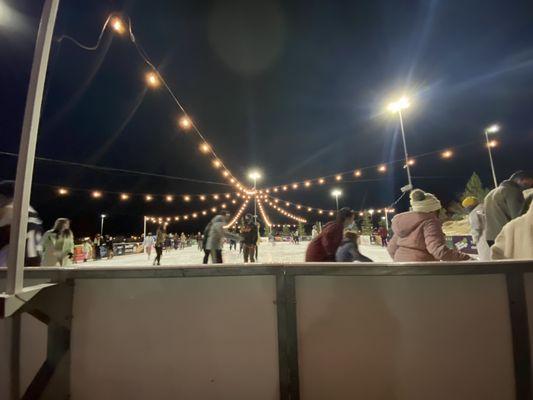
70;276;279;400
295;274;515;400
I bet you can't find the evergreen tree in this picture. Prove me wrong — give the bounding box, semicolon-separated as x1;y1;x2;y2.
282;224;291;236
361;213;373;235
450;172;491;219
264;224;271;237
297;222;306;237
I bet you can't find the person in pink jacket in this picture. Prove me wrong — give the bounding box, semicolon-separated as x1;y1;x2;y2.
388;189;471;262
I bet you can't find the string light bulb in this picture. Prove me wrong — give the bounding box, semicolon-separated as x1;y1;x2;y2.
145;194;153;201
212;159;221;168
199;143;210;153
165;195;174;202
145;71;160;88
183;195;191;202
178;116;192;130
378;165;387;173
354;170;361;177
58;188;69;196
92;191;102;198
110;16;126;34
441;149;453;159
335;175;342;181
120;193;130;201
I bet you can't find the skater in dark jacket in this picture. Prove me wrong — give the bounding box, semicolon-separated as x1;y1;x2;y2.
305;207;355;262
335;229;372;262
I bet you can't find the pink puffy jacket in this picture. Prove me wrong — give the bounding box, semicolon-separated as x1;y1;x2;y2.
387;212;470;262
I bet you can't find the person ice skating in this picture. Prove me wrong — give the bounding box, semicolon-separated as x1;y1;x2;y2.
105;235;114;259
311;225;318;239
491;200;533;260
484;171;533;246
378;226;388;247
388;189;471;262
153;226;166;266
241;214;258;263
0;181;43;267
82;239;92;262
41;218;75;266
93;233;102;260
196;232;203;250
335;228;373;262
204;212;241;264
143;233;154;259
305;207;355;262
462;196;490;261
180;232;186;249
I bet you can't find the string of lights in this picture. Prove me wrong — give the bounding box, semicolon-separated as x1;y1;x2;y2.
256;139;490;194
264;200;307;224
225;200;250;228
58;13;250;192
256;198;272;227
145;199;238;226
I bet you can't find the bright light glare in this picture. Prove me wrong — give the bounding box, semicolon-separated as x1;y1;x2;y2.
101;214;107;218
387;96;410;113
487;140;498;148
145;72;160;87
331;189;342;197
110;17;125;34
92;191;102;198
58;188;69;195
248;170;262;180
486;124;500;134
378;164;387;173
179;116;192;130
441;150;453;159
199;143;210;153
120;193;130;200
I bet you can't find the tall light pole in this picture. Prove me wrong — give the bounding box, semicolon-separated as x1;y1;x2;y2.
100;214;107;236
248;170;262;223
484;124;500;188
331;189;342;211
387;96;413;192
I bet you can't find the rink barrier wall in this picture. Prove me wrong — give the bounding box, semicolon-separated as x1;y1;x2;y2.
1;260;533;400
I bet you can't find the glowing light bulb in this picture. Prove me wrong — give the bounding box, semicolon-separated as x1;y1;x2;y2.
58;188;69;196
145;72;160;88
92;191;102;198
354;170;362;177
318;178;325;184
200;195;206;201
199;143;210;153
165;195;173;202
178;116;192;130
145;194;153;201
183;195;191;202
120;193;130;200
110;17;125;34
335;175;342;181
378;165;387;173
441;149;453;159
212;159;221;168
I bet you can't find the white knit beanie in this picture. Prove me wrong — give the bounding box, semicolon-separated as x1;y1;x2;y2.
410;189;442;213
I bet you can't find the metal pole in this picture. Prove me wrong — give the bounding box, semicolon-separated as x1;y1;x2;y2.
398;110;413;190
143;216;147;239
335;195;339;211
6;0;60;295
384;209;389;231
100;217;104;236
253;178;257;223
485;130;499;189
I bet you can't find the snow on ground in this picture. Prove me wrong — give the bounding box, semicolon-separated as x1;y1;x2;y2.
84;240;391;266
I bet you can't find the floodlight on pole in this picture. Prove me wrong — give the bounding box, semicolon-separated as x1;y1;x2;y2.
387;95;413;191
100;214;107;236
331;189;342;211
248;170;262;223
484;123;501;188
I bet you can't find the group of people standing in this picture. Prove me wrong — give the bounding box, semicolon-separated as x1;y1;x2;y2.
305;170;532;264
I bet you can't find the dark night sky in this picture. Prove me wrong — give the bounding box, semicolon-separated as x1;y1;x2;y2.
1;0;532;237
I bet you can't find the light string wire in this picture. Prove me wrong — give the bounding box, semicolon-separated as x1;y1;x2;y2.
55;13;249;191
144;197;240;223
0;150;231;187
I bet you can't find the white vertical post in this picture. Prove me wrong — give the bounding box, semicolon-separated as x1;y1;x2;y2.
143;216;147;239
485;130;499;189
398;110;413;190
6;0;60;295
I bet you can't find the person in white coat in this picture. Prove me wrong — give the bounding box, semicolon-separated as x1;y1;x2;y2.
143;233;154;259
491;200;533;260
41;218;75;266
462;196;490;261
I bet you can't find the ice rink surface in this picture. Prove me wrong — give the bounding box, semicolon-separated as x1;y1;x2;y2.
84;240;392;266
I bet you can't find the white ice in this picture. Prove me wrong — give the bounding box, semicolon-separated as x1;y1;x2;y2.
84;240;392;266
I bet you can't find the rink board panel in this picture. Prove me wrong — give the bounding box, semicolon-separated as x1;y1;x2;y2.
295;274;515;400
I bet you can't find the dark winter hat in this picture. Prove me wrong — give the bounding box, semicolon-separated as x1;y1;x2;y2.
336;207;354;223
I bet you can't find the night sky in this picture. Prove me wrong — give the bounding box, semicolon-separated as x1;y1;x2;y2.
1;0;532;237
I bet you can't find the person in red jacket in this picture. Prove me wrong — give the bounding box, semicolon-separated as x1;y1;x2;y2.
305;207;355;262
